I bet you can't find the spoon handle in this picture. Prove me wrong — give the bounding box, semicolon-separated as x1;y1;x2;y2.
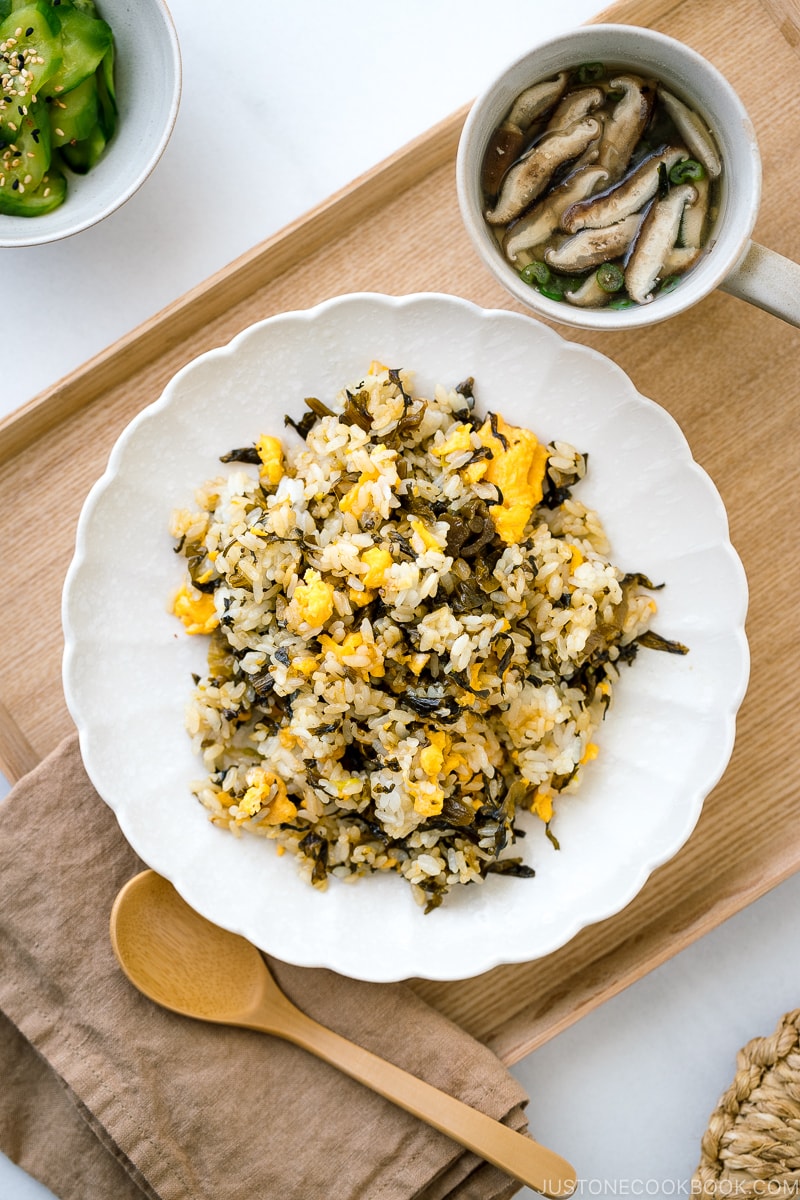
249;1003;575;1195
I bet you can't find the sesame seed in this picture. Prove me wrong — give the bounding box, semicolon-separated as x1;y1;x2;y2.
30;128;39;142
14;28;22;38
7;121;16;130
25;27;33;36
23;173;30;183
17;183;24;192
11;178;18;189
43;186;50;196
54;127;64;137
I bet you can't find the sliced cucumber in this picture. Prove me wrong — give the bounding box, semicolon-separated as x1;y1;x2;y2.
0;3;64;101
49;71;97;144
0;0;117;218
0;161;64;213
41;4;111;96
58;118;104;172
94;39;114;136
0;102;51;193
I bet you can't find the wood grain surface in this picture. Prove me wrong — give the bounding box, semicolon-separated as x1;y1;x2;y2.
1;0;798;1062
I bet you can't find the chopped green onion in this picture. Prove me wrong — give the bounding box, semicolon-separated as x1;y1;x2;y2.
520;262;583;302
659;275;682;293
595;263;625;293
609;296;635;310
519;261;551;288
576;61;604;83
669;158;706;184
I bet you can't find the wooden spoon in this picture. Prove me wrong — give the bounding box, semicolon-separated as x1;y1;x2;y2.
110;869;576;1196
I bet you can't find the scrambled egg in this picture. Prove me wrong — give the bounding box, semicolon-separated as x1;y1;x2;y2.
339;464;381;517
238;768;297;823
290;655;319;677
419;730;447;777
408;777;444;818
360;546;393;588
285;569;335;630
319;630;385;677
409;731;470;817
431;423;473;459
568;543;585;574
349;586;377;608
532;789;554;823
172;583;219;635
255;435;284;485
477;413;550;544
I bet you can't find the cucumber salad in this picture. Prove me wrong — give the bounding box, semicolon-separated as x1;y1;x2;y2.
0;0;115;216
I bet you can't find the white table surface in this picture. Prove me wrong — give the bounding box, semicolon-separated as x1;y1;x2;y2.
3;2;799;1196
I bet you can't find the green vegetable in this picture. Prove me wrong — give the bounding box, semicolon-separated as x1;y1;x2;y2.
49;73;98;145
0;0;116;217
519;260;582;302
0;163;64;212
575;61;604;83
595;263;625;293
668;158;706;184
44;3;111;94
635;629;690;656
519;260;551;288
538;283;564;301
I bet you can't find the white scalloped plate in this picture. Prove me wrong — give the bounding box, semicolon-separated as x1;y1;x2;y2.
62;293;749;982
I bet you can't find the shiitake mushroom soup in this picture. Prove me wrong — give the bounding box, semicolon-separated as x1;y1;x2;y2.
481;61;722;309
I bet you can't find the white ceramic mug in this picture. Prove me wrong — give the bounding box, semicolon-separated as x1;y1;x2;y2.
456;24;800;330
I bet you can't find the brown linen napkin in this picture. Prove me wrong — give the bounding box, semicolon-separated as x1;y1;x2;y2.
0;734;532;1200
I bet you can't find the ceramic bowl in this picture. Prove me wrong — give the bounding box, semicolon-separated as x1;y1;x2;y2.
0;0;181;248
455;24;800;330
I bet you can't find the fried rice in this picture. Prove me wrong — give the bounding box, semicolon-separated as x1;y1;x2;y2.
170;362;683;911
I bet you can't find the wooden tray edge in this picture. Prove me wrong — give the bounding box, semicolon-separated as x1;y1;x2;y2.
493;839;800;1064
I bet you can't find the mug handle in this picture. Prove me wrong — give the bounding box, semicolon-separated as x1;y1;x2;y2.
720;242;800;327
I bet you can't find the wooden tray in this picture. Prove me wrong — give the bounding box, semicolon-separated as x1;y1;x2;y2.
2;0;799;1066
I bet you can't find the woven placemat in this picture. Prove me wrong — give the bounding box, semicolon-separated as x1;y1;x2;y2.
692;1009;800;1195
